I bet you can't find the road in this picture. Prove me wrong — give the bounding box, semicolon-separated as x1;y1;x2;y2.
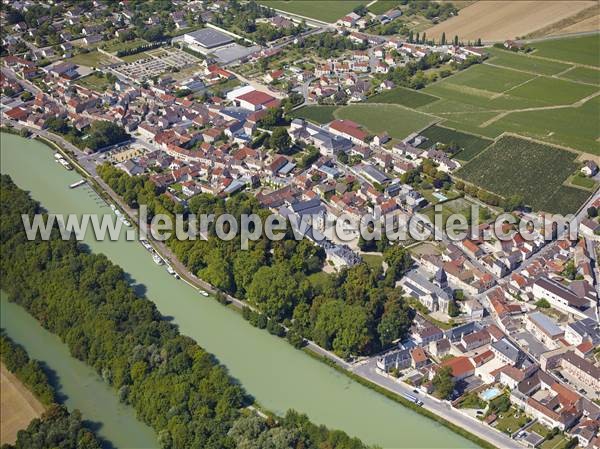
353;359;521;449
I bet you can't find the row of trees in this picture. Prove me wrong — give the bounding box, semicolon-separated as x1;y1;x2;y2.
1;333;104;449
3;405;103;449
1;174;370;449
98;164;416;358
0;333;55;406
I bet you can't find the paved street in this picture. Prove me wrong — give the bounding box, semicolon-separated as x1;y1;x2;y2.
353;359;521;449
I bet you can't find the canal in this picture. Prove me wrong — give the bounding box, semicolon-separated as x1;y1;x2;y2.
0;132;478;449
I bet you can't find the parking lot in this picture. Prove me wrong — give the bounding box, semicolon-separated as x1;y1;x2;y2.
113;47;200;81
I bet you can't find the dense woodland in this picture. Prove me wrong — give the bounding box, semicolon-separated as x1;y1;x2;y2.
0;333;103;449
0;333;55;405
1;405;103;449
0;174;371;449
98;164;415;358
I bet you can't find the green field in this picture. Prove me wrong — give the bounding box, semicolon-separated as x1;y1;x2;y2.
560;66;600;85
570;173;597;190
367;0;402;15
335;104;436;140
488;96;600;155
67;51;114;67
74;73;113;92
508;76;597;105
290;105;338;124
531;34;600;67
367;86;439;108
259;1;367;23
419;48;600;154
441;64;535;94
424;197;484;224
486;47;572;75
417;125;493;161
456;136;588;214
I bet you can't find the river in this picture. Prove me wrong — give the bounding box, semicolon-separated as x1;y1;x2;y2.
0;132;478;449
0;295;158;449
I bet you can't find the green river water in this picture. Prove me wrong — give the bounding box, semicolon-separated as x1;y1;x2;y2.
0;132;477;449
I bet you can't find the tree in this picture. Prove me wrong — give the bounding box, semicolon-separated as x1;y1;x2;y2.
270;127;291;154
377;297;413;348
432;366;455;399
441;32;446;45
20;91;33;101
535;298;550;308
259;107;284;128
448;300;460;317
503;194;524;212
383;246;412;281
86;121;129;151
454;35;459;46
247;264;299;320
587;206;598;218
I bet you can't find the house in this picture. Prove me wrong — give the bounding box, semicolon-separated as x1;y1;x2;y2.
490;338;520;365
511;370;582;431
437;356;475;381
265;69;284;83
411;347;429;369
525;312;563;349
560;351;600;391
413;325;444;345
83;34;103;46
377;347;411;371
463;299;484;320
119;160;144;176
429;338;451;359
235;89;279;111
580;218;600;235
460;329;490;351
328;120;368;145
581;160;598;177
532;277;592;318
504;40;524;51
564;318;600;346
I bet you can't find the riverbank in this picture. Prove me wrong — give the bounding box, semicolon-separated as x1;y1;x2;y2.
1;130;490;449
0;363;46;445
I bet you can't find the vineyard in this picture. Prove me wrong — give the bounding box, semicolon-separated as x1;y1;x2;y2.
416;125;493;161
455;136;588;214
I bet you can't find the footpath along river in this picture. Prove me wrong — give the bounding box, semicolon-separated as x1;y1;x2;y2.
0;132;478;449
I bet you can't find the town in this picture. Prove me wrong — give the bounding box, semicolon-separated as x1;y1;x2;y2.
1;1;599;449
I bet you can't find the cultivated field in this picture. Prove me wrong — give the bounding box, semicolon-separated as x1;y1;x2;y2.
259;1;367;23
1;363;45;445
530;34;600;67
416;125;493;161
486;48;572;76
334;104;436;140
455;136;588;214
290;105;337;124
367;86;439;108
367;0;402;15
560;66;600;85
424;1;597;43
419;42;600;154
75;73;113;92
67;50;115;68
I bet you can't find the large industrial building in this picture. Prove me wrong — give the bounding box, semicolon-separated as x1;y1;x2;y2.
183;28;233;50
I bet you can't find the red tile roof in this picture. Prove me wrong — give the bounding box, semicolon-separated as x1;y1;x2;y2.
440;356;475;378
237;90;277;106
329;119;367;142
